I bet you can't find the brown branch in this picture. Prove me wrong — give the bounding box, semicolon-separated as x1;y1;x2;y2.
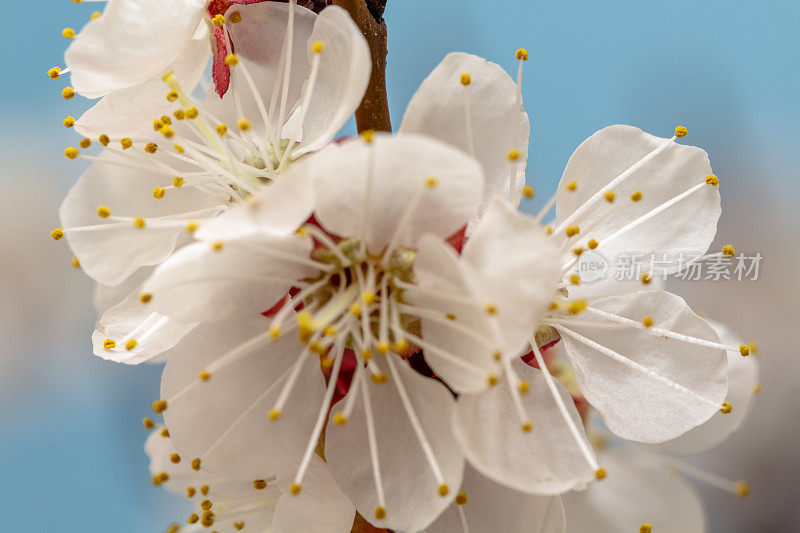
333;0;391;132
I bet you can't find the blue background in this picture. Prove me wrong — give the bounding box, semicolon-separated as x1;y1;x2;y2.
1;1;797;531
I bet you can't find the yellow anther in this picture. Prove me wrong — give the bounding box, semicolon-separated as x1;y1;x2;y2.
460;72;472;86
160;115;172;126
268;409;281;420
566;180;577;191
166;90;179;102
438;484;449;497
97;205;111;218
425;175;439;188
722;245;735;257
739;344;750;357
48;66;62;79
153;119;163;131
98;134;110;146
253;479;268;489
675;125;688;138
153;472;170;486
289;483;302;495
604;190;616;202
487;374;498;386
189;457;201;471
720;402;733;414
211;241;224;251
705;174;719;186
145;142;158;154
565;225;580;237
71;256;81;268
484;302;497;315
642;315;653;328
374;507;386;520
216;124;228;136
229;11;243;23
174;143;185;153
62;87;75;99
361;129;374;143
270;326;281;339
361;348;372;361
630;190;643;202
735;481;750;498
198;370;211;381
641;273;652;285
139;293;152;304
445;313;456;321
311;41;325;54
516;48;529;60
595;468;607;480
50;228;64;241
62;27;76;39
63;116;75;128
320;358;334;370
185;108;199;119
349;303;362;317
753;381;762;395
211;14;225;26
588;238;599;249
394;338;410;353
225;54;239;66
573;247;584;257
334;412;348;425
152;187;166;199
91;11;101;19
549;301;560;311
521;422;533;432
185;221;198;233
65;147;79;159
169;453;181;464
142;417;154;429
238;118;251;131
187;513;199;524
371;373;388;384
362;291;377;305
120;138;133;149
321;326;337;338
200;499;212;510
200;485;209;495
377;341;390;354
455;491;468;505
160;126;175;138
640;525;653;533
492;350;502;361
186;487;196;498
522;184;534;198
507;149;520;161
173;176;184;187
173;109;185;120
161;428;170;437
568;300;587;314
518;380;529;394
125;339;138;351
79;138;92;149
151;400;167;414
132;217;145;229
308;341;326;354
570;273;580;285
103;338;115;350
234;522;245;531
544;224;553;235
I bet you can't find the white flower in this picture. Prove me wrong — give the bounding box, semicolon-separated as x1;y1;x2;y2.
141;133;487;532
400;51;531;223
145;426;356;532
54;2;370;363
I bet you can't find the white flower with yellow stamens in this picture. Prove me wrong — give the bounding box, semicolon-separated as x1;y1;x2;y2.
146;426;356;533
136;132;576;531
54;2;370;363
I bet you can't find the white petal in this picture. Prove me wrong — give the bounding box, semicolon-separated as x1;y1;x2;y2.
462;198;562;353
400;52;530;212
59;157;221;286
409;234;503;393
453;359;596;495
274;456;356;533
93;267;153;316
143;234;314;322
292;5;371;156
555;125;721;268
654;319;759;454
196;165;315;241
325;357;464;532
562;447;706;533
312;134;483;253
93;287;197;365
425;465;565;533
557;290;728;443
74;36;209;137
66;0;207;97
162;320;326;479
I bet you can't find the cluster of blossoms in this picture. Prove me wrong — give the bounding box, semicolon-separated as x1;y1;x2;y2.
51;1;759;532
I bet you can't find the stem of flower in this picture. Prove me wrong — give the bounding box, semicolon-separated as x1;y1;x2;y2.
333;0;392;132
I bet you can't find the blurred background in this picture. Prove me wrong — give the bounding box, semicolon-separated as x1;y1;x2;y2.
1;0;796;531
